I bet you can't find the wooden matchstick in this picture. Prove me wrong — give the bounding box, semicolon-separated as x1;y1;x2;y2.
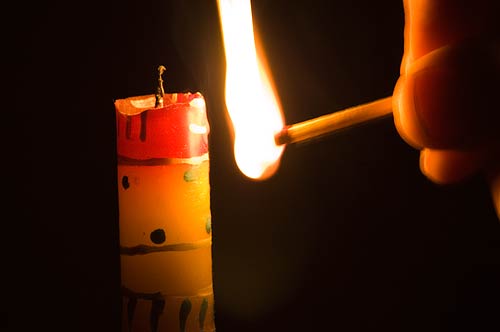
275;96;393;145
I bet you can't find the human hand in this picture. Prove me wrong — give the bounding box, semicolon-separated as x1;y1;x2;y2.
392;0;500;219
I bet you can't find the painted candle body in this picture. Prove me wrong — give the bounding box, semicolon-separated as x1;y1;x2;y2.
115;92;215;332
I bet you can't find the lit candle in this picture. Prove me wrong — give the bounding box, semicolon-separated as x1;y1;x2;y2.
114;67;215;332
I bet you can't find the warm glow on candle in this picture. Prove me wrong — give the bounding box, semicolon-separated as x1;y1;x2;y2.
217;0;285;180
115;91;215;331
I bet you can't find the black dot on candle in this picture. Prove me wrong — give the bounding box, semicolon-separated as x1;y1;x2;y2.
150;229;166;244
122;176;130;189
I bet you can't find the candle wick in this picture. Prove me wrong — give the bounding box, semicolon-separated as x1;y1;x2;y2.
155;65;166;107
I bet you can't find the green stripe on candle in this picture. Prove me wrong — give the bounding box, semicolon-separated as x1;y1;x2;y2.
199;298;208;329
179;298;192;332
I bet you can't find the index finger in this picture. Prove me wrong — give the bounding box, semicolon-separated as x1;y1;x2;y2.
401;0;497;74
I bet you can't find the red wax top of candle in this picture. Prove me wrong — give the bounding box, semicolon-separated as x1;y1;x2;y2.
115;92;209;160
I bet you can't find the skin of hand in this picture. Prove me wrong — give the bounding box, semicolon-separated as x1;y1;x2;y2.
392;0;500;219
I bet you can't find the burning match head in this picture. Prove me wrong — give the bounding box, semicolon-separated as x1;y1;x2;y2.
274;127;290;146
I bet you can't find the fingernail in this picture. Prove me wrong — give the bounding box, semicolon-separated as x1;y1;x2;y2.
393;73;428;149
419;149;429;177
486;160;500;221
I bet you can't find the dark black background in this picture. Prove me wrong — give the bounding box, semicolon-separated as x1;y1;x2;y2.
8;1;500;331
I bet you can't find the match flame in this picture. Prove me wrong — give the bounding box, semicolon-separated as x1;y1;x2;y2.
217;0;285;180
